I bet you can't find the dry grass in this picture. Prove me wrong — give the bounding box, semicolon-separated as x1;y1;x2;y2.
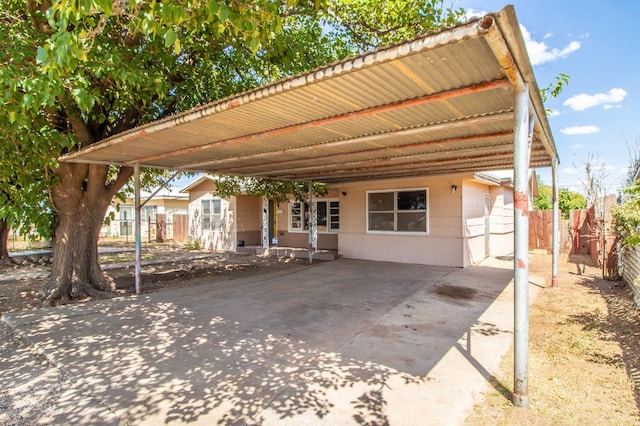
466;253;640;425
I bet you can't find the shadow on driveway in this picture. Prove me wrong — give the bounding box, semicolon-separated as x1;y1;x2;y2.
3;258;533;425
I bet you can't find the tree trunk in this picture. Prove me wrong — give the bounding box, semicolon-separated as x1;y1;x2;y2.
0;219;10;262
41;163;133;305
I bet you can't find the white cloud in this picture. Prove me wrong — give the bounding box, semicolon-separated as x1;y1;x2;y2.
603;104;622;110
464;8;488;19
563;88;627;111
547;109;560;117
560;126;600;135
571;144;583;150
520;24;581;65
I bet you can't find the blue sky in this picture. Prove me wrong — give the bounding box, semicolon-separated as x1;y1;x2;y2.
457;1;640;194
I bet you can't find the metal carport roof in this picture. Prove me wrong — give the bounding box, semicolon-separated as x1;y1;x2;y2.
62;6;557;183
62;5;560;408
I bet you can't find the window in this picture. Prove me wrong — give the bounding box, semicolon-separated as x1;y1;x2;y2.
201;199;222;231
367;189;428;233
289;200;339;233
141;205;157;224
119;205;133;236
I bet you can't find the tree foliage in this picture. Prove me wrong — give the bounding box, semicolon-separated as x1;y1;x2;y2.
558;188;585;219
611;182;640;247
540;73;570;116
533;184;552;210
326;0;463;50
533;184;585;219
1;0;465;303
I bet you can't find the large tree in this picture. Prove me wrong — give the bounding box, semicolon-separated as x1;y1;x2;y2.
1;0;463;304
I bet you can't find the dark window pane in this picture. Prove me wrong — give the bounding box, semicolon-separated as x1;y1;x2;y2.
397;190;426;210
368;213;395;231
397;212;426;232
369;192;394;211
317;201;327;226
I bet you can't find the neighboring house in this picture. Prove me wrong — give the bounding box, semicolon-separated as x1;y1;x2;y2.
101;187;189;240
182;171;534;268
181;176;262;251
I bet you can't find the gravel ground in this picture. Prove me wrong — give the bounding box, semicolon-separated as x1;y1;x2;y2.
0;322;122;425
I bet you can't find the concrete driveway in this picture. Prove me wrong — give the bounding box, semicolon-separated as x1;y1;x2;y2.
2;258;542;425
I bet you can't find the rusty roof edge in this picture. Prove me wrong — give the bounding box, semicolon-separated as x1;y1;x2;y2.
61;16;490;164
492;5;559;164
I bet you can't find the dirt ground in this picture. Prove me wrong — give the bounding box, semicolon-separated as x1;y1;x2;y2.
1;247;639;425
0;245;309;313
466;252;640;425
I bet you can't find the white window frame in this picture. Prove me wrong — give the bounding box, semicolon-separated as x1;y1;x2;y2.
288;199;339;234
118;204;134;236
366;188;429;235
141;204;157;224
201;198;222;231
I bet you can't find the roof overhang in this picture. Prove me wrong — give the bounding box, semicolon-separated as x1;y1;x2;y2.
62;6;558;184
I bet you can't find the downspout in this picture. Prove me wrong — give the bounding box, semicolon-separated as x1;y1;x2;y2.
552;158;560;287
480;13;532;408
134;163;142;295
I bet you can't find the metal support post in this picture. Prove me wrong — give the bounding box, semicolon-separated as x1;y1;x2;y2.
551;157;560;287
513;90;532;408
134;163;142;295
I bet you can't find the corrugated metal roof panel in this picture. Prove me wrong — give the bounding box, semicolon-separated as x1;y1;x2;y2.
62;7;558;184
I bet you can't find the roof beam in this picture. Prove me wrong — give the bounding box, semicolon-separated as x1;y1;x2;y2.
316;159;552;184
192;115;514;173
239;133;516;177
125;79;511;167
265;149;549;182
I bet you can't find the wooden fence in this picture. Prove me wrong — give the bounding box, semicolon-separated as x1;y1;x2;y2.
529;205;617;279
172;214;188;243
529;210;570;252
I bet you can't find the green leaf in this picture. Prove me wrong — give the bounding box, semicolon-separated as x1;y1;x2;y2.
97;0;113;17
249;37;260;53
36;46;48;65
164;28;177;48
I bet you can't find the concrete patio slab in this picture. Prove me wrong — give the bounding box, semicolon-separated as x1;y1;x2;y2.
2;258;544;425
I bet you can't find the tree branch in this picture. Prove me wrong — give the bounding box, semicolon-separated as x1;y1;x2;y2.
106;166;134;199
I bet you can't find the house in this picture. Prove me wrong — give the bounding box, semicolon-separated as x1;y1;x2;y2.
182;171;531;268
101;187;189;241
66;5;559;269
62;7;560;405
180;176;262;251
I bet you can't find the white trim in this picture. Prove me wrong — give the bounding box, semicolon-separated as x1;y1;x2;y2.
288;198;339;234
366;188;430;235
201;198;223;232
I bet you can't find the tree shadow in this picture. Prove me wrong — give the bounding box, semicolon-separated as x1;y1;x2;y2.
3;260;516;424
570;274;640;413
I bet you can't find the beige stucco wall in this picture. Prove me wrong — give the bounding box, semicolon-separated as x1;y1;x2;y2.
187;179;236;252
336;176;465;267
235;195;262;246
